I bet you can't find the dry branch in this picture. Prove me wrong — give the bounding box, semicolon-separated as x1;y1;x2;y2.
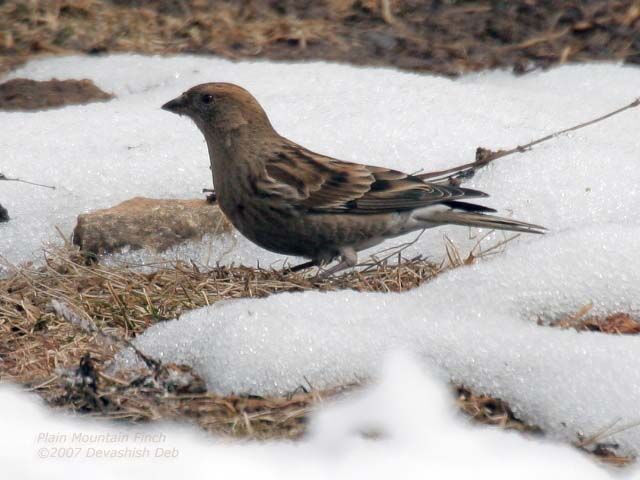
0;172;56;189
419;97;640;184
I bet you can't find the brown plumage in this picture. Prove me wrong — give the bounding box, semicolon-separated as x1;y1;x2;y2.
162;83;545;275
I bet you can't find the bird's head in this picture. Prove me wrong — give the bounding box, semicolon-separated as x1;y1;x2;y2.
161;83;274;134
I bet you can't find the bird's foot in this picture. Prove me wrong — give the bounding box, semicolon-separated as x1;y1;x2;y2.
317;248;358;279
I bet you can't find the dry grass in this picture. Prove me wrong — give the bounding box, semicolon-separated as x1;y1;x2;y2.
2;0;639;76
1;245;440;439
548;304;640;335
0;245;439;385
456;386;541;434
0;0;349;74
0;242;635;465
50;351;346;439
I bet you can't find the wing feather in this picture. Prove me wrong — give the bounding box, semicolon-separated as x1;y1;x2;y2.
259;141;488;214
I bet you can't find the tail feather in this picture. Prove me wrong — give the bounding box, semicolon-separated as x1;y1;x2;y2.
442;200;497;214
421;210;547;234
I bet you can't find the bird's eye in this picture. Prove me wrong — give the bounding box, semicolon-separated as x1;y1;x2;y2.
201;94;214;105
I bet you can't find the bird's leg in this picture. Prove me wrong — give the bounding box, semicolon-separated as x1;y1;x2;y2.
319;247;358;278
288;259;319;272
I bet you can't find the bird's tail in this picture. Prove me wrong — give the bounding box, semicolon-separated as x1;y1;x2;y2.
420;210;546;234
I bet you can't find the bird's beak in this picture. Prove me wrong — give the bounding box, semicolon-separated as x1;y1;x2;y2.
162;94;188;115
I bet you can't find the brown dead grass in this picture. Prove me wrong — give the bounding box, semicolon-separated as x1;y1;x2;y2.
548;303;640;335
0;246;439;386
1;246;440;440
2;0;639;76
456;386;541;434
0;244;635;465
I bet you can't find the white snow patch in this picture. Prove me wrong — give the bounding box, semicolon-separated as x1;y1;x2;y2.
2;56;639;273
113;224;640;455
0;352;624;479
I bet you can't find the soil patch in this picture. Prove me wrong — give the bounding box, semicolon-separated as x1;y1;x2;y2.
1;1;638;76
0;78;113;111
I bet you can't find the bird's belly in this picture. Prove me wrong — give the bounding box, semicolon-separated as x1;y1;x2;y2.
220;202;312;257
223;202;414;259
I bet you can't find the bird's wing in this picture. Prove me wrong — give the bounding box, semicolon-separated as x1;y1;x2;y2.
257;142;488;214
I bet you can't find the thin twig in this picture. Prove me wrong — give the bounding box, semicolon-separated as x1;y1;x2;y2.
0;172;56;189
576;416;640;448
475;233;521;258
360;229;427;272
497;27;571;52
418;97;640;182
380;0;397;25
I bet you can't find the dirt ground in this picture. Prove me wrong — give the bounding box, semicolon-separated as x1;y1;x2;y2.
1;0;639;76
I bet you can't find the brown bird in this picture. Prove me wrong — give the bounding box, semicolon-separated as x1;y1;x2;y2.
162;83;545;275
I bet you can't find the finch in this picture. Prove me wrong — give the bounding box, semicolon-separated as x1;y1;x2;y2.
162;83;544;275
